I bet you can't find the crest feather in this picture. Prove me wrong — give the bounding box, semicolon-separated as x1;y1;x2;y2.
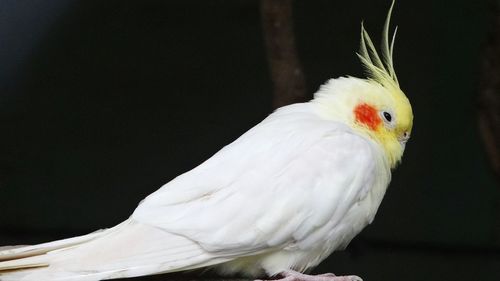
357;0;399;88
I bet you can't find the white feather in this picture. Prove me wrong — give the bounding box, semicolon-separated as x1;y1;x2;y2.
0;77;393;281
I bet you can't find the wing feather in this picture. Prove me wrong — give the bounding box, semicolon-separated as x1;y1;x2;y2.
0;103;382;280
132;103;378;259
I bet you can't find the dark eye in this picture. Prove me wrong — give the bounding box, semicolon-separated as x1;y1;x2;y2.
383;111;392;122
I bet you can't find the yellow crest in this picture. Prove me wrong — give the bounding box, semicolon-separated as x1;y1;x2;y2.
357;0;399;90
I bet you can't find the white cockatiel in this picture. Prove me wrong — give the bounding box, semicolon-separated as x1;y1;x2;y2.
0;2;412;281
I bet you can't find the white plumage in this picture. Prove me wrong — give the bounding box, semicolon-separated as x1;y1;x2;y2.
0;3;414;279
0;77;398;281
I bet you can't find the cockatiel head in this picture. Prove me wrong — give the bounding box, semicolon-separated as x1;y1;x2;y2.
313;1;413;168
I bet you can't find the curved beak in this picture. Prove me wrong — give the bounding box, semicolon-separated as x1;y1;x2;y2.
398;132;410;152
399;140;407;152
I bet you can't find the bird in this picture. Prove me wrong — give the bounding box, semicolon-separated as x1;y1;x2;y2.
0;1;412;281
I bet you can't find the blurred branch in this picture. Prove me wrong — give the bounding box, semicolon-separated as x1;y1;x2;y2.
479;4;500;182
479;2;500;245
260;0;307;108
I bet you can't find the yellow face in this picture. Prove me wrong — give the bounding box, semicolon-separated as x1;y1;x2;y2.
353;83;413;167
314;0;411;167
349;0;412;168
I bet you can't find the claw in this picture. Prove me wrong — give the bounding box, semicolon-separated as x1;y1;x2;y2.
256;270;363;281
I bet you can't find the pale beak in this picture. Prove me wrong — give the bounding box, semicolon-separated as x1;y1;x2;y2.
398;132;410;152
399;140;407;152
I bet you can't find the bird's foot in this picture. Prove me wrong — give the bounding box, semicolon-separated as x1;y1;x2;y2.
257;270;362;281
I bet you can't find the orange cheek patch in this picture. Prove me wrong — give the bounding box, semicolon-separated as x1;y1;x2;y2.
354;103;382;130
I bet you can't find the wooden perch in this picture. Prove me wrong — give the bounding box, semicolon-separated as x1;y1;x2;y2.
260;0;307;108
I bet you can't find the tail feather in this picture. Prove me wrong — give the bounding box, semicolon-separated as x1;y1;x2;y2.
0;219;232;281
0;230;107;263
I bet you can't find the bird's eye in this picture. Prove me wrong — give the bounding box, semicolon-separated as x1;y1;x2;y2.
382;111;392;122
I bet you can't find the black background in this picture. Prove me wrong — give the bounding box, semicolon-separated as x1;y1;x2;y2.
0;1;498;280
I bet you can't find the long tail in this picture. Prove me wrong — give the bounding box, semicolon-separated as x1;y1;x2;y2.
0;223;116;281
0;219;231;281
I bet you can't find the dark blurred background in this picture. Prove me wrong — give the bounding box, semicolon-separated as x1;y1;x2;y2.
0;0;499;280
